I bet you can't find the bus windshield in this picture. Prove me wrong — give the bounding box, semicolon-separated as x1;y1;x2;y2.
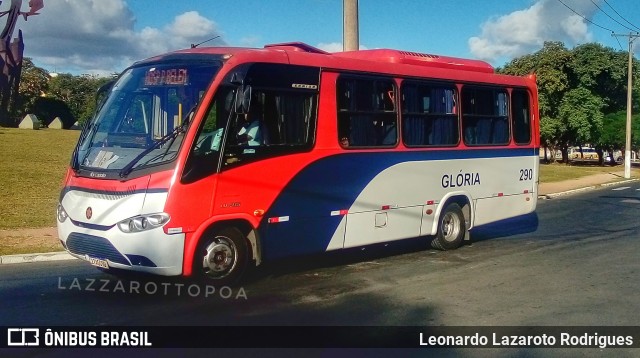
75;61;221;175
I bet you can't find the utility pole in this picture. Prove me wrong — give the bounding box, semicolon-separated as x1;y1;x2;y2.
343;0;359;51
613;32;639;179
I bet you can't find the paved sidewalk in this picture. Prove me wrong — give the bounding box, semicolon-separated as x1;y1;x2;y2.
0;251;74;264
2;172;638;265
538;171;638;198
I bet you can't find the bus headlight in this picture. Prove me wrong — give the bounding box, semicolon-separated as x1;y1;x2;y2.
57;204;68;223
117;213;170;233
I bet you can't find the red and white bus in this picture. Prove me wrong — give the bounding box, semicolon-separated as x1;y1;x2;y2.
57;42;539;284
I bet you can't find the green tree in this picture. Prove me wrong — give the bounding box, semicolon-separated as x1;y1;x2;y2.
17;58;49;116
79;76;114;123
568;45;640;164
570;43;630;114
501;41;573;120
47;74;113;125
598;111;640;164
30;97;74;128
558;87;604;148
500;41;639;164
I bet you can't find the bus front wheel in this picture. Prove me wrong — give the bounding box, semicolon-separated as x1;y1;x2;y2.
195;227;248;285
431;203;466;250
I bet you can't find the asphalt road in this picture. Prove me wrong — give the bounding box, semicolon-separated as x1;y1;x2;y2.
1;182;639;354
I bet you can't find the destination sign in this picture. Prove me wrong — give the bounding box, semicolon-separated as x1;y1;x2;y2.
144;68;188;86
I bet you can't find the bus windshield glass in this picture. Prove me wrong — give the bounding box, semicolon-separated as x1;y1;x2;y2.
75;61;221;175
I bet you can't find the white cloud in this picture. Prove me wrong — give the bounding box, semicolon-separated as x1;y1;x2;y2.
239;35;262;47
317;42;344;52
561;14;592;43
8;0;224;75
316;42;370;53
468;0;599;63
168;11;216;39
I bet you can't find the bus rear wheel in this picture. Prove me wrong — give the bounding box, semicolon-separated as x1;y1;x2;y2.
195;227;248;285
431;203;466;250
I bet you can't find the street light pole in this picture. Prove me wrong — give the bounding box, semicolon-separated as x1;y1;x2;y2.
343;0;359;51
613;32;639;179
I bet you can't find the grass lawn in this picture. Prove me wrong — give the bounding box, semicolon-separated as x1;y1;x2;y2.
539;161;640;183
0;127;79;229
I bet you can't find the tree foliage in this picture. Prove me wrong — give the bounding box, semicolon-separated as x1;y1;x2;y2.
18;59;49;115
4;58;115;127
558;87;604;146
599;111;640;149
499;41;640;164
47;74;112;125
570;43;629;114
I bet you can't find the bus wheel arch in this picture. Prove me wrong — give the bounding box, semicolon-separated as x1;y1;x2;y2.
430;195;471;250
191;220;261;284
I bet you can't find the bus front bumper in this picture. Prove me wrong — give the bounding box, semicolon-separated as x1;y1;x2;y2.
57;222;185;276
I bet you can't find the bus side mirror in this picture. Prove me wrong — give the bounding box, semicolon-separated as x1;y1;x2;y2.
95;79;115;113
234;85;252;114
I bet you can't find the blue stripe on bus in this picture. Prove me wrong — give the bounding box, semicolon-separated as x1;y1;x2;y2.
69;218;115;231
259;147;536;260
59;186;168;202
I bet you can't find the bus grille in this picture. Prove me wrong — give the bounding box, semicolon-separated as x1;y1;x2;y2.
66;233;130;266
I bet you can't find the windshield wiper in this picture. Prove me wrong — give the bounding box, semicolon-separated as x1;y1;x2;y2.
71;124;88;171
119;126;184;178
119;104;198;178
74;121;101;170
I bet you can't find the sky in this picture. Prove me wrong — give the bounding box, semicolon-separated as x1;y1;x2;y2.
3;0;640;76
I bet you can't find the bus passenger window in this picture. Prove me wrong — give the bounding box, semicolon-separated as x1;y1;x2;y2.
512;90;531;144
401;82;459;147
337;76;397;148
461;87;509;146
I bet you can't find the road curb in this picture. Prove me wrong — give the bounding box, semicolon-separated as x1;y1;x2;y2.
538;186;597;199
538;178;639;200
600;178;639;187
0;251;76;265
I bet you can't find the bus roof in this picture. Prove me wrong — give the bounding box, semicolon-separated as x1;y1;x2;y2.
333;49;494;73
142;42;533;87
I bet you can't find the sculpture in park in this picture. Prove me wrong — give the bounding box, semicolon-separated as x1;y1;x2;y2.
0;0;44;126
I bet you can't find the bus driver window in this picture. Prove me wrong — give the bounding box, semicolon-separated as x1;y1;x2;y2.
237;100;267;146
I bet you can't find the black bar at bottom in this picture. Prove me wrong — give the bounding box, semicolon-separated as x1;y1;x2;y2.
2;326;639;348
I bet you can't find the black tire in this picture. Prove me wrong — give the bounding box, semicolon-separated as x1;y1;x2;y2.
194;227;248;285
430;203;466;250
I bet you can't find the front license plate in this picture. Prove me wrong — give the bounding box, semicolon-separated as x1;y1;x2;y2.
86;255;109;269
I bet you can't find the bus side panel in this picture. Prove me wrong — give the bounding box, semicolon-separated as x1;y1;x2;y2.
256;153;383;260
264;216;347;257
343;207;424;249
471;153;537;226
258;148;537;260
473;195;535;226
342;160;428;249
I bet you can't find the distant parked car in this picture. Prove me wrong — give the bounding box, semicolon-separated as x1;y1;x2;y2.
603;150;624;164
604;155;623;164
569;147;598;161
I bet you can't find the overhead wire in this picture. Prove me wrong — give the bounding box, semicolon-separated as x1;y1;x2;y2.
590;0;637;33
556;0;627;51
556;0;615;33
602;0;640;32
612;35;625;51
